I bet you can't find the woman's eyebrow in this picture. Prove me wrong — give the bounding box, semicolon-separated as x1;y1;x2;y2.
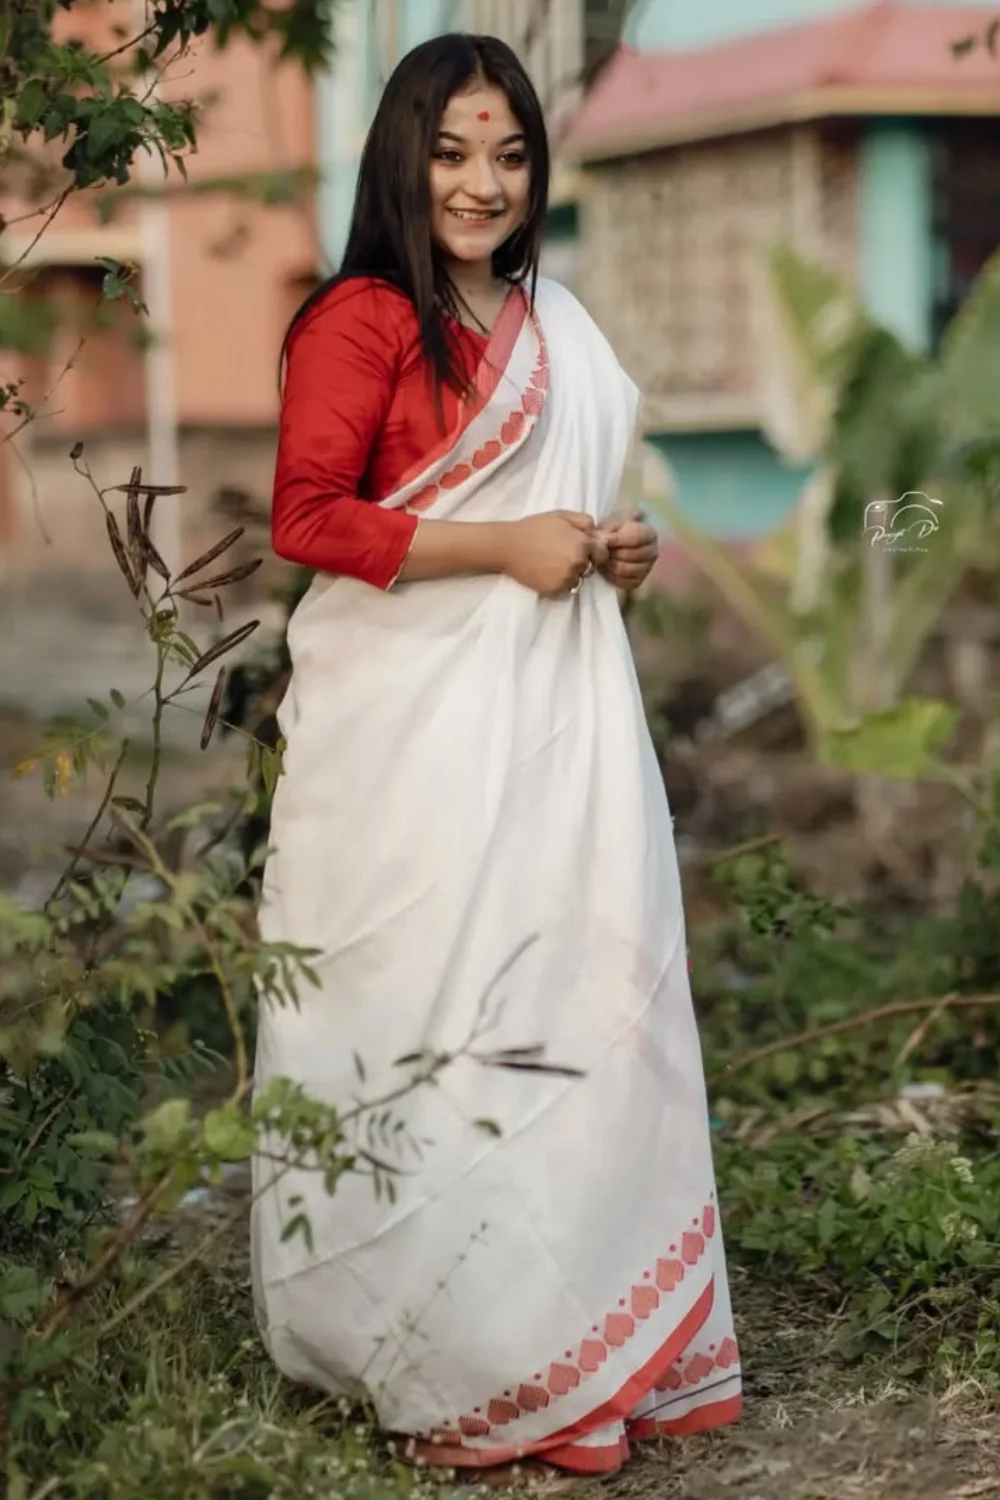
436;130;526;145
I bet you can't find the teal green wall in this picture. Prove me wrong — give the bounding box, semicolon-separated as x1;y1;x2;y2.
626;0;974;52
858;121;934;352
649;431;812;540
317;0;456;266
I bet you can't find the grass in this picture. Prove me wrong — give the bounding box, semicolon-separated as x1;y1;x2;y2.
11;1172;1000;1500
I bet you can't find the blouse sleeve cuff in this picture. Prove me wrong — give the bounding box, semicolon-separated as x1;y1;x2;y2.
375;508;420;591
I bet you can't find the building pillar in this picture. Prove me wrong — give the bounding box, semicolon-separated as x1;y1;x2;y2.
858;120;934;353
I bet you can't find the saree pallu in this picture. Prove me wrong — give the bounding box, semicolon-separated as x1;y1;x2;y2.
251;278;742;1475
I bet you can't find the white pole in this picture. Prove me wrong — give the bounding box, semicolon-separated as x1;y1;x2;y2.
139;186;181;574
134;0;182;577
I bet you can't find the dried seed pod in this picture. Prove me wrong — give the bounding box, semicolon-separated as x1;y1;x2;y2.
200;667;227;749
106;513;140;596
180;619;260;683
125;465;143;554
110;481;187;497
190;557;262;591
139;530;171;582
173;527;245;584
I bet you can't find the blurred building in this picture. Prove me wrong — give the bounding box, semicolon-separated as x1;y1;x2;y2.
564;0;1000;547
0;3;316;613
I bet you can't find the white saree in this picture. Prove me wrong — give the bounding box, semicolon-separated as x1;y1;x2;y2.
251;278;742;1475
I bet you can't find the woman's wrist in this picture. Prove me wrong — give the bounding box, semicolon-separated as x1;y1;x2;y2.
479;520;517;576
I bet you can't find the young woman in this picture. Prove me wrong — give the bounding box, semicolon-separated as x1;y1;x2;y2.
251;33;741;1481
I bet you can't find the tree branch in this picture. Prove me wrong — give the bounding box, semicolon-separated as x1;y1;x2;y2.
712;993;1000;1086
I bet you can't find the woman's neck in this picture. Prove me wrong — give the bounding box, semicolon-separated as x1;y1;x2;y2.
446;258;501;304
445;260;508;334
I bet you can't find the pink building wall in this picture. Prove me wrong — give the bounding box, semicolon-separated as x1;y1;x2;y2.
0;2;318;585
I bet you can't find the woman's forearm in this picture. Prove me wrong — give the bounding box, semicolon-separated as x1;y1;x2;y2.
395;518;512;583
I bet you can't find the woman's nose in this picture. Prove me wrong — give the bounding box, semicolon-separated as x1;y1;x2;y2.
463;155;502;202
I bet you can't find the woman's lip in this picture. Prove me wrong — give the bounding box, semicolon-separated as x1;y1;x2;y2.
447;209;504;221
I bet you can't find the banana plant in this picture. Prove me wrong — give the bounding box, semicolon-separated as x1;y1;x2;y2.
644;241;1000;762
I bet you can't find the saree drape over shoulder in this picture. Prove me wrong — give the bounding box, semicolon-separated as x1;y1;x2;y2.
251;278;742;1476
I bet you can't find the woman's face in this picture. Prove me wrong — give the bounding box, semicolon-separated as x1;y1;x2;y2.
430;82;531;270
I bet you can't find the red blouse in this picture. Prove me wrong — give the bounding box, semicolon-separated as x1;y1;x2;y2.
272;277;489;590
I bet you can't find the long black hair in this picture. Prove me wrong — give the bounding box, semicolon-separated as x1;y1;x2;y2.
282;33;550;398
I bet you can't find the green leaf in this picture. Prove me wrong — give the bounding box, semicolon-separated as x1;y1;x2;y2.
820;698;959;780
0;1265;51;1324
87;109;125;159
816;1196;839;1248
66;1130;120;1157
260;741;285;797
141;1096;192;1153
280;1212;314;1253
111;795;146;814
86;697;110;720
202;1104;256;1161
16;80;48;130
165;801;223;831
110;688;126;709
940;246;1000;437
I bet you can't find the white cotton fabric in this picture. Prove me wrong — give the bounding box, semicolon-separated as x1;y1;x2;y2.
251;279;739;1462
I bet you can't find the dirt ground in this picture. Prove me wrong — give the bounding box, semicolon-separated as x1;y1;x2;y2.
589;1265;1000;1500
606;1397;999;1500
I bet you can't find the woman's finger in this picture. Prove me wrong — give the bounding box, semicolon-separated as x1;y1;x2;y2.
607;549;656;571
607;522;657;552
589;536;611;568
605;565;651;589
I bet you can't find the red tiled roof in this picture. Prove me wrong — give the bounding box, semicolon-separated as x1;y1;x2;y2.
566;2;1000;160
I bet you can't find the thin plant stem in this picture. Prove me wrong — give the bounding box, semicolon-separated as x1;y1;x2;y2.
142;642;167;830
48;739;131;908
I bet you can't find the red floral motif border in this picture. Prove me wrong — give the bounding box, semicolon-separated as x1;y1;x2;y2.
416;1194;718;1448
405;315;550;516
652;1333;741;1395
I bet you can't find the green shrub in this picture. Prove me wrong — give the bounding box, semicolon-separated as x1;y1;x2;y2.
720;1129;1000;1375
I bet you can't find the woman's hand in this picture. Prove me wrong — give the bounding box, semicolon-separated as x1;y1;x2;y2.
598;511;659;592
500;511;609;597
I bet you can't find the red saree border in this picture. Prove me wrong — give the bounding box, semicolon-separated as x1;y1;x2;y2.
407;1283;715;1471
629;1390;744;1441
392;284;529;497
403;320;549;514
405;1194;740;1473
545;1432;631;1475
652;1332;740;1395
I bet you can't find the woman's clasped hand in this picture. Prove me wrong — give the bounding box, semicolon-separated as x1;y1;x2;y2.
500;509;658;597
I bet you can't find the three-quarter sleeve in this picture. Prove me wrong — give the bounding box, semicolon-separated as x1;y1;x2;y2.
272;280;420;590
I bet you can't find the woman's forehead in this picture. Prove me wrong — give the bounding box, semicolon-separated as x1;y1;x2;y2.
440;85;519;134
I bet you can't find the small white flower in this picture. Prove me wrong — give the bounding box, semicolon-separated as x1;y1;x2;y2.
941;1211;978;1244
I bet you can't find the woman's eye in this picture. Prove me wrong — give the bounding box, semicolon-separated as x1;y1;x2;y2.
434;150;463;163
501;152;528;167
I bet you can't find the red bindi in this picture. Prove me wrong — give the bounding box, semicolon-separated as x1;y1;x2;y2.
477;110;490;120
